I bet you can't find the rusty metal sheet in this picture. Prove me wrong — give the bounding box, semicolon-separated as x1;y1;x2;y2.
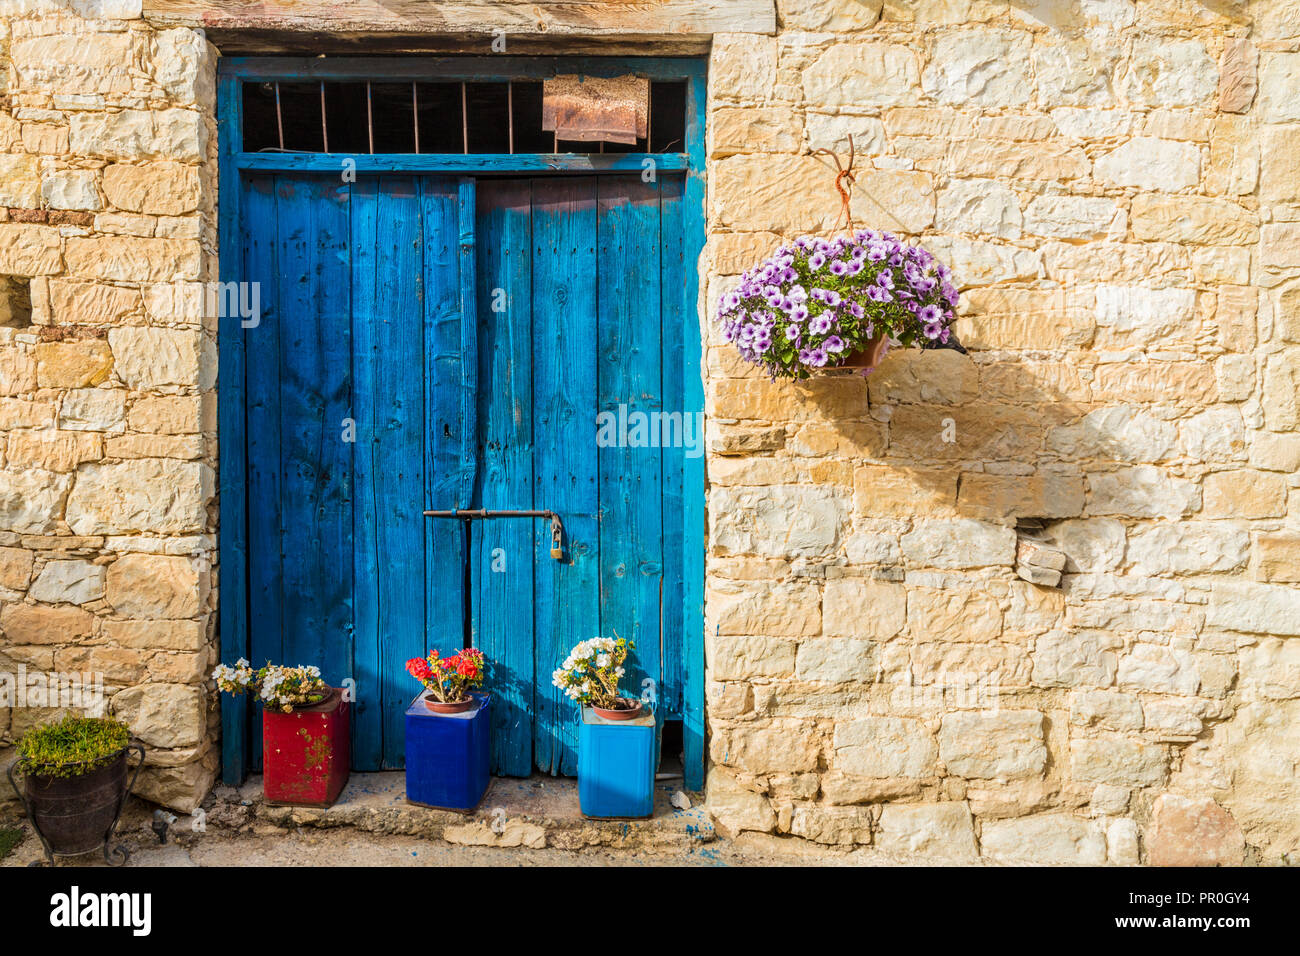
542;74;649;144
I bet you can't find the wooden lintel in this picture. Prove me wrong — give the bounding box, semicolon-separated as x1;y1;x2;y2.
142;0;777;38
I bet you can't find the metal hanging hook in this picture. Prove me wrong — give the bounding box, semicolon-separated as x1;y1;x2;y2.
813;133;856;231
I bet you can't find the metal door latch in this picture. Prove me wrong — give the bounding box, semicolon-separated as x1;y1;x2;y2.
423;508;566;562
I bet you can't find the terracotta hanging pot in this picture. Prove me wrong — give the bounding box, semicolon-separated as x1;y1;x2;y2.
592;698;643;721
425;693;476;715
833;333;889;372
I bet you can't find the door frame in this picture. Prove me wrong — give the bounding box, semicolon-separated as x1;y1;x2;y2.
216;56;708;789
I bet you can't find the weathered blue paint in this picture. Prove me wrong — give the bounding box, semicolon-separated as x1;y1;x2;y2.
218;58;707;788
216;73;248;786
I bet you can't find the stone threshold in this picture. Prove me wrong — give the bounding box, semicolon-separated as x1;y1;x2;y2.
240;772;717;852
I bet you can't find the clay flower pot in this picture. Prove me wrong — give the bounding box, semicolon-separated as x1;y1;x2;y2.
834;333;889;372
592;698;643;721
424;693;476;715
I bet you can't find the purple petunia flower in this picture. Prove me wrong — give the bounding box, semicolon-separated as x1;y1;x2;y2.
809;315;833;335
824;335;846;353
918;303;943;324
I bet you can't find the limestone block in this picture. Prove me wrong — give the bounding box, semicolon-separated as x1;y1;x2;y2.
0;224;63;275
65;237;201;283
106;553;206;619
803;42;920;109
6;429;102;472
1253;532;1300;583
777;0;883;30
103;619;207;652
0;547;34;591
152;28;214;106
1117;643;1200;695
1032;35;1117;108
1022;195;1117;240
1070;736;1167;787
823;577;905;638
103;162;202;215
0;603;95;644
0;154;41;208
709;484;844;558
50;280;143;326
854;465;957;519
1127;522;1247;575
938;710;1046;780
1070;690;1144;732
957;473;1084;522
1107;818;1140;865
69;109;206;162
1202;469;1287;519
981;812;1106;864
1258;53;1300;123
41;169;101;212
848;170;936;233
1032;628;1120;688
1048;407;1177;464
1086;466;1198;519
1240;638;1300;701
803;113;886;155
924;236;1044;287
958;288;1092;349
1130;195;1257;246
710;721;820;773
1095;137;1199;191
111;683;206;749
934;178;1021;239
922;29;1033;107
1262;224;1300;269
789;805;873;845
35;340;113;389
907;585;1002;642
134;758;216;815
0;469;71;533
900;519;1016;569
795;638;878;682
707;786;776;837
28;559;105;605
65;458;214;535
866;348;978;406
710;34;777;105
1117;38;1216;108
708;579;820;637
834;716;936;778
1207;581;1300;636
876;801;978;860
1147;794;1244;866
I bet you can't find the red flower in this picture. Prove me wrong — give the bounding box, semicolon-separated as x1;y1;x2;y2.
405;657;432;682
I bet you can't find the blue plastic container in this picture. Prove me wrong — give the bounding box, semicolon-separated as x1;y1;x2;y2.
577;706;656;819
404;692;491;811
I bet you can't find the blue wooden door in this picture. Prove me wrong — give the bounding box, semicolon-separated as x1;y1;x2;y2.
472;176;689;776
239;171;687;774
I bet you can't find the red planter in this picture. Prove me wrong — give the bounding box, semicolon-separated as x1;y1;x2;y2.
262;687;351;807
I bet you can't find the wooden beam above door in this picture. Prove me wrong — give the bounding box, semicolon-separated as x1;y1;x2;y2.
143;0;778;41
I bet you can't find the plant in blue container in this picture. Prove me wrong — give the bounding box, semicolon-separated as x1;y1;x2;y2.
552;636;640;720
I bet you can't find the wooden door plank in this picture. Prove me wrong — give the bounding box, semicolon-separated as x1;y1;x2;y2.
352;176;428;769
659;174;686;722
472;178;536;777
219;74;249;785
531;176;599;776
421;176;471;662
276;178;353;683
243;174;283;771
595;176;664;721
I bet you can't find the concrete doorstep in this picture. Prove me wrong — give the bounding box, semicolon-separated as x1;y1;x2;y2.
245;772;718;852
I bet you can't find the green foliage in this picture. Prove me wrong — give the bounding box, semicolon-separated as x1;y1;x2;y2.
16;714;131;778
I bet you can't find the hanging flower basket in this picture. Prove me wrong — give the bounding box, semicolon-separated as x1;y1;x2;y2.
716;229;960;380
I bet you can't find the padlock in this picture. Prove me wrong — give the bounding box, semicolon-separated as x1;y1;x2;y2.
550;515;565;561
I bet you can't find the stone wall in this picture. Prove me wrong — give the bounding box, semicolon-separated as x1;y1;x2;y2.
0;0;217;811
703;0;1300;864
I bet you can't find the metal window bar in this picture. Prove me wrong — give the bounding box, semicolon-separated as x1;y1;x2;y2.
249;79;682;156
412;82;420;153
319;81;329;153
274;82;284;150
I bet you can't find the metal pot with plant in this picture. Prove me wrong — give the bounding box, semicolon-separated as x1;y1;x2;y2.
6;714;144;866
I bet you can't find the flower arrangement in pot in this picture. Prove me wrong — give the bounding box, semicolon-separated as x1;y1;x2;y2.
213;658;329;712
551;636;640;720
213;658;350;807
716;229;960;380
6;714;145;865
406;647;487;714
